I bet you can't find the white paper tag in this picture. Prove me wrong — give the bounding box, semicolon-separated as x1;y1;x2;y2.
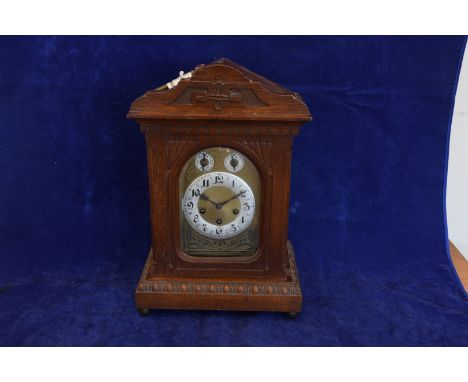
167;71;193;89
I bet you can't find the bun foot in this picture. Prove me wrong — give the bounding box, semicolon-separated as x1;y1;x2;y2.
286;312;299;319
138;308;150;317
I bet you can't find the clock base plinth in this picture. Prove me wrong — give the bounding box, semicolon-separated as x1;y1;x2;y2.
135;241;302;314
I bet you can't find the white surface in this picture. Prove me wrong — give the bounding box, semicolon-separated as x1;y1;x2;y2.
2;1;468;34
2;347;468;382
447;44;468;260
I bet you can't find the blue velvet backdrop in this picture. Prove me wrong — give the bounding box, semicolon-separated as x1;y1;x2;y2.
1;36;467;346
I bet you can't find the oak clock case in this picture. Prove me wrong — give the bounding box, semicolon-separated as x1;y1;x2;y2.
127;58;312;316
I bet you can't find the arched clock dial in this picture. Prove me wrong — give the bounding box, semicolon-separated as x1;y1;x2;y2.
195;151;214;172
182;172;255;239
179;146;260;257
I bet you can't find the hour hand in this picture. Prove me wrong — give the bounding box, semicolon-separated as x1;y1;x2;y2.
199;193;217;206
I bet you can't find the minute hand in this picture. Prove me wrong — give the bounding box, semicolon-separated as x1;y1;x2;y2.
218;191;245;207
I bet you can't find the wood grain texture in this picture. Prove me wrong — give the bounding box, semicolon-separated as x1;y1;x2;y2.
450;241;468;292
128;58;311;313
135;241;302;312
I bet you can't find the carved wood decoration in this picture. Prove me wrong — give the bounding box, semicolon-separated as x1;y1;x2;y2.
128;58;310;121
128;58;312;316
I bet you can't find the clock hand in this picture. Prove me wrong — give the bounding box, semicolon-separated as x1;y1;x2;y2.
218;190;246;207
200;191;245;210
199;193;218;207
200;153;209;170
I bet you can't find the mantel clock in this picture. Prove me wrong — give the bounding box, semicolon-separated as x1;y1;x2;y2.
128;58;312;317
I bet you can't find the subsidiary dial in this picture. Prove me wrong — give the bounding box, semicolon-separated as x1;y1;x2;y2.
224;152;245;172
195;151;214;172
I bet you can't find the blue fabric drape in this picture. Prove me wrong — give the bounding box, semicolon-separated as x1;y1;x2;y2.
0;36;467;346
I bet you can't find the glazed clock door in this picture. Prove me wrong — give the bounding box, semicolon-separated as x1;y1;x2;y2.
179;147;261;257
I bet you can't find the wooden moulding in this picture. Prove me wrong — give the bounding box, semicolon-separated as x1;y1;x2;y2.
135;241;302;313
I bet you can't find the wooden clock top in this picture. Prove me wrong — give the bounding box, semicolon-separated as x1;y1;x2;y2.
127;58;312;122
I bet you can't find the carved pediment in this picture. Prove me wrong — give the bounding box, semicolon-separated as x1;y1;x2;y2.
170;78;267;111
127;58;312;122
